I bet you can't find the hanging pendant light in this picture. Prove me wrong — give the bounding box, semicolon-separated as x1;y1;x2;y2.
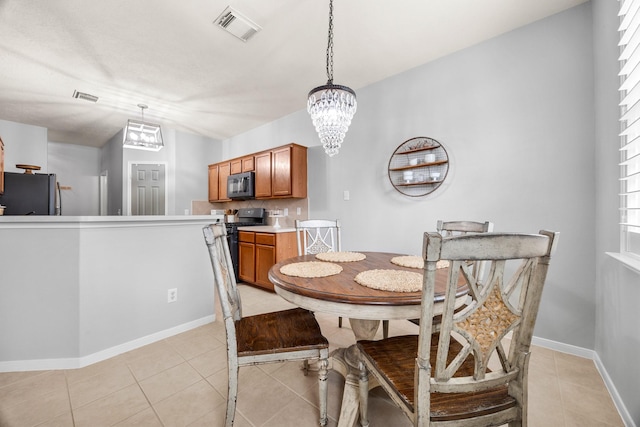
123;104;164;151
307;0;357;157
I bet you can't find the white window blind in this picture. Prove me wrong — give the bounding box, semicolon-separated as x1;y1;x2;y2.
619;0;640;259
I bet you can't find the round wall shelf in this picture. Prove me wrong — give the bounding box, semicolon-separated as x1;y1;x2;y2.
388;137;449;197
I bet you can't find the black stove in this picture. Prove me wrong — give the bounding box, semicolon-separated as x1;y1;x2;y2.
225;208;267;281
226;221;264;228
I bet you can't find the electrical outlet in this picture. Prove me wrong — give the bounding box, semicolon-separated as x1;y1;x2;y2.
284;208;288;216
168;288;177;303
297;207;301;215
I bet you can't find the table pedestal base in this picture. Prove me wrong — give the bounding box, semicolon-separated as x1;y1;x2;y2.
330;319;381;427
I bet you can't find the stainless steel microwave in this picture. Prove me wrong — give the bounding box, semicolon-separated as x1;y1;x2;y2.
227;171;255;200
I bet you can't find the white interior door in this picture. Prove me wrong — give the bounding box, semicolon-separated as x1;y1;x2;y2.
130;163;166;215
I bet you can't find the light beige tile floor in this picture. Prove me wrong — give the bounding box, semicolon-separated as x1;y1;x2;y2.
0;284;625;427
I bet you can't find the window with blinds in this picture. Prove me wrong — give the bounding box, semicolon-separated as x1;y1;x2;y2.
618;0;640;259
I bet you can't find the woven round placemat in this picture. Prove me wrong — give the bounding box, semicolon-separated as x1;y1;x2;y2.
315;251;366;262
280;261;343;278
390;255;423;269
390;256;450;270
354;269;423;292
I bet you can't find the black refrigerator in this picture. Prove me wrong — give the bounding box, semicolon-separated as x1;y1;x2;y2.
0;172;60;215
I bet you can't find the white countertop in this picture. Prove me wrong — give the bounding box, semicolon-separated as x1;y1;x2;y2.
0;215;222;228
237;225;296;233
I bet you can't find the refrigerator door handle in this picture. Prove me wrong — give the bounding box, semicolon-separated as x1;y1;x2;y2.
56;181;61;215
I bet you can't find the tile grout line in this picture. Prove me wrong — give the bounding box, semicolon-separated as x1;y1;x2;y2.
63;371;77;427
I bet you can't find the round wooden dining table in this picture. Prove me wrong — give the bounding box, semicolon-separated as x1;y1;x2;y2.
268;251;468;427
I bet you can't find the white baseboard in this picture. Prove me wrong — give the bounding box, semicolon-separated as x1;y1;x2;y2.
593;353;636;427
532;336;635;427
0;315;216;373
532;335;596;359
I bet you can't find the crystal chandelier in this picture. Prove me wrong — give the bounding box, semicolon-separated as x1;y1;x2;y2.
307;0;357;157
123;104;164;151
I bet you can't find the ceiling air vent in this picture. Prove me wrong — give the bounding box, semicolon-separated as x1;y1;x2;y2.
215;6;261;42
72;90;99;103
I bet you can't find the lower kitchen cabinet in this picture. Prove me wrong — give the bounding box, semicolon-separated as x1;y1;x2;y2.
238;230;297;291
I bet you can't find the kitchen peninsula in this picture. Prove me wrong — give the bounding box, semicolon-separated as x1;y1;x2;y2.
0;215;219;372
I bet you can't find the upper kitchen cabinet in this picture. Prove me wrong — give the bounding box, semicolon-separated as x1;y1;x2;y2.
230;155;255;174
254;151;272;198
208;164;219;201
208;162;231;202
271;144;307;198
0;137;4;194
210;143;307;202
254;144;307;199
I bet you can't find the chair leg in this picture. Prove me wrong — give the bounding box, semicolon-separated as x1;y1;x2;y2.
318;352;329;426
225;362;239;427
382;320;389;339
358;360;369;427
338;316;343;328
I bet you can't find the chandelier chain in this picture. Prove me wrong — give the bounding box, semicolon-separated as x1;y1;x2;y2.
308;0;357;157
326;0;334;84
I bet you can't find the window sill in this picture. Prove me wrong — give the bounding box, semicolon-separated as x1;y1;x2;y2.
606;252;640;275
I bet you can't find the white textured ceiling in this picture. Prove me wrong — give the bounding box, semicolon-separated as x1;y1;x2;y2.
0;0;587;148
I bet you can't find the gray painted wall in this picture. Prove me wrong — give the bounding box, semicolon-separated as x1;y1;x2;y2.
593;0;640;423
0;227;81;360
116;127;219;216
0;119;48;173
0;219;215;365
174;130;221;214
100;130;124;216
224;4;597;350
48;142;101;216
223;3;640;421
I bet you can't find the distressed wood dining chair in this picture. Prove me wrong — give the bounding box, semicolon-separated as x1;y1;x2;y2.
437;220;494;292
203;224;330;427
437;220;494;281
357;230;558;426
295;219;389;339
295;219;342;256
409;220;494;327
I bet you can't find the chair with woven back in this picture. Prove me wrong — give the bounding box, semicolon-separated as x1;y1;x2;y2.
357;230;558;426
203;223;330;427
438;220;494;286
295;219;389;339
409;220;494;327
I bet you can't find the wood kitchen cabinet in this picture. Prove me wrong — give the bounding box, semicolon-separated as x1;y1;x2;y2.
209;143;307;201
238;231;256;284
230;155;255;174
238;230;297;291
254;143;307;199
208;161;231;202
254;151;272;198
271;144;307;198
0;136;4;194
219;162;230;201
207;164;219;202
